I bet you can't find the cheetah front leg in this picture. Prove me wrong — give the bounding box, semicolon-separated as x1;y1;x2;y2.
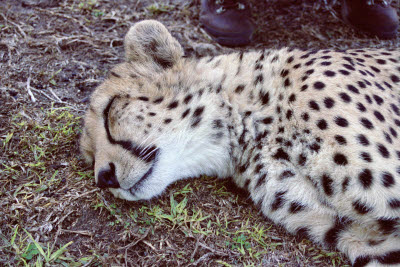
241;156;400;266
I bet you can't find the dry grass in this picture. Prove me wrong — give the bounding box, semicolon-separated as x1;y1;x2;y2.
1;0;399;266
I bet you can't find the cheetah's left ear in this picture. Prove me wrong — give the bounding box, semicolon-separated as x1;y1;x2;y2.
124;20;183;70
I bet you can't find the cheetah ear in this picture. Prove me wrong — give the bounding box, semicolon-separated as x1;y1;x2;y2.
124;20;183;70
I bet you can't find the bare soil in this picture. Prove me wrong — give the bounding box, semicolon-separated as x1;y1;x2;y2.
1;0;399;266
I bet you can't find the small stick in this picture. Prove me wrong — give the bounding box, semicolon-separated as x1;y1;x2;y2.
26;75;36;103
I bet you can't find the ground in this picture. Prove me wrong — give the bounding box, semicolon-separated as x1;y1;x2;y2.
1;0;400;266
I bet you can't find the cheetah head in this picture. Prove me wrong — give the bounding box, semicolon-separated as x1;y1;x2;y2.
80;20;232;201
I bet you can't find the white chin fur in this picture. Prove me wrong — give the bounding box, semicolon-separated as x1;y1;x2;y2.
109;188;140;201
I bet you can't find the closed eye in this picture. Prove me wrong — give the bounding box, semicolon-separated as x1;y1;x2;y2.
103;96;159;163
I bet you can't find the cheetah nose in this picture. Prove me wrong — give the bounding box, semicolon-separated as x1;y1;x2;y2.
96;163;120;189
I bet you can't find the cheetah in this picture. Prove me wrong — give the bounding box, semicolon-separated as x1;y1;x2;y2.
81;20;400;266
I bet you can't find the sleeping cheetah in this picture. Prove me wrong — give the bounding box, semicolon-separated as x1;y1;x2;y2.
80;20;400;266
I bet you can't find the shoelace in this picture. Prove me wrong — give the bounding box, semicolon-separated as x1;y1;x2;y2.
215;0;246;14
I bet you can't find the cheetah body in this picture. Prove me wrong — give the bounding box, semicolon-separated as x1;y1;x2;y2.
81;20;400;266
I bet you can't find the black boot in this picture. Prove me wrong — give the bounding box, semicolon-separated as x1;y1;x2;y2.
200;0;255;46
342;0;398;39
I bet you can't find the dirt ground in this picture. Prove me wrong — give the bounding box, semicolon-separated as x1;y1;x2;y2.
1;0;399;266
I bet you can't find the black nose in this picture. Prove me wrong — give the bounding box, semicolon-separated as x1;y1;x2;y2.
97;163;120;189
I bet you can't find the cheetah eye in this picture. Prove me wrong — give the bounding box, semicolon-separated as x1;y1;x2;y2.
137;145;159;163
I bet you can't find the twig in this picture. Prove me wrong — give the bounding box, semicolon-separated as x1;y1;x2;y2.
34;8;91;34
0;13;27;38
142;240;156;250
26;73;36;103
191;253;212;266
118;228;151;250
29;87;85;112
72;188;99;200
61;229;93;236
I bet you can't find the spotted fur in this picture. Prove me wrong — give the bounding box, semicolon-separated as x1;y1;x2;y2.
81;20;400;266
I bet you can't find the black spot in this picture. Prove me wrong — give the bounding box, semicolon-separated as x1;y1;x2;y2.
193;106;205;117
255;164;264;173
298;153;307;166
342;177;350;192
284;78;291;87
357;134;369;146
339;92;352;103
390;127;398;138
384;132;392;144
381;172;395;187
334;116;349;127
191;117;201;128
153;97;164;104
301;112;309;121
272;148;290;161
339;69;350;76
324;217;351;247
280;170;295;179
365;95;372;104
359;169;373;189
360;152;372;162
289;202;306;213
314;81;325;90
164;118;172;124
353;200;372;214
235;84;245;94
138;96;149;101
333;153;348;165
255;173;267;188
181;108;190;119
377;143;390;158
309;143;320;153
286;110;293;120
295;227;311;240
322;174;334;196
280;69;289;77
261;116;274;125
324;70;336;77
300;84;308;91
334;135;347;145
324;97;335;108
357;81;366;88
343;64;355;71
391;74;400;83
376;59;386;65
110;71;121;78
373;94;384;105
148;112;156;117
347;84;359;94
286;56;294;64
288;94;296;102
378;218;397;234
376;250;400;265
317;119;328;130
373;111;385;122
259;91;270;105
388;199;400;209
360;118;373;129
370;65;381;73
167;101;179;109
293;63;301;69
356;102;366;112
212;119;223;129
309;100;320;111
391;103;400;116
271;191;287;211
182;90;195;102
